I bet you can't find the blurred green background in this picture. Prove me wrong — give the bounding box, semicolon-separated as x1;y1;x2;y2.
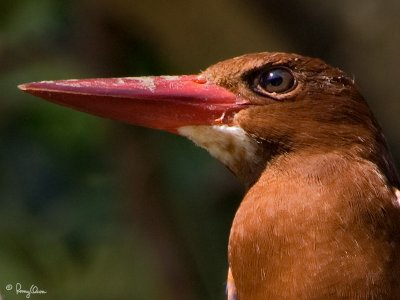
1;0;399;299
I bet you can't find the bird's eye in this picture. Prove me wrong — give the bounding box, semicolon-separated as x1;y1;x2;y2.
256;68;295;94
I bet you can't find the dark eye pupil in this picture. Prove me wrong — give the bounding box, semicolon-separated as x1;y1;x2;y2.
257;68;295;94
268;74;283;86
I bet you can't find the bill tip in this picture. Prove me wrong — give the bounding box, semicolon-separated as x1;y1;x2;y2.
18;83;29;91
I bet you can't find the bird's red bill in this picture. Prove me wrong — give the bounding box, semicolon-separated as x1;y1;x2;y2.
19;75;247;133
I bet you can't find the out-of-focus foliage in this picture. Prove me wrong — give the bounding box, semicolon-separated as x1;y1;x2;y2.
1;0;399;299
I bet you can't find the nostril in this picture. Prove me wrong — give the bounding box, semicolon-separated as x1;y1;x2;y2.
194;76;207;84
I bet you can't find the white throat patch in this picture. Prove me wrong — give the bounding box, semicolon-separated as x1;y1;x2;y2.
177;125;260;176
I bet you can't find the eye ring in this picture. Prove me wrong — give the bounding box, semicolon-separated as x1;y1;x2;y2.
254;67;296;95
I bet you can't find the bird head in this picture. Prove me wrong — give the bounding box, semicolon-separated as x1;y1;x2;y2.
18;52;398;186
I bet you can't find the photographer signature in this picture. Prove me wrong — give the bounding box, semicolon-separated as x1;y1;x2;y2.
5;283;47;298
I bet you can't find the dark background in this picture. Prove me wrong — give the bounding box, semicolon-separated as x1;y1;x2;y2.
1;1;399;299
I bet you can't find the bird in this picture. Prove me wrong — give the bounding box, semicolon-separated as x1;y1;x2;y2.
19;52;400;299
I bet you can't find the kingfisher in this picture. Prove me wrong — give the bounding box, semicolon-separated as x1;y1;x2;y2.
19;52;400;299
